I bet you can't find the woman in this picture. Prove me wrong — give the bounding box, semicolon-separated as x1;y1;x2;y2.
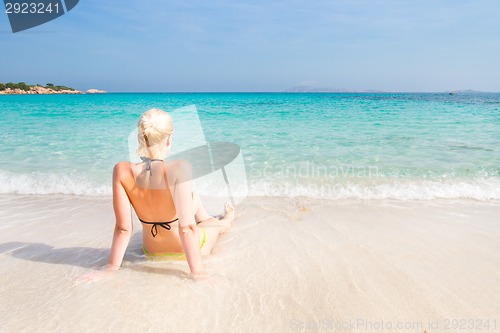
81;108;234;281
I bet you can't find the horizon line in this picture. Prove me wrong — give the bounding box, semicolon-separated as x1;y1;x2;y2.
84;90;500;94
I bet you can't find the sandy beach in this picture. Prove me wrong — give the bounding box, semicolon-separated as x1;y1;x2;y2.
0;194;498;332
3;0;500;330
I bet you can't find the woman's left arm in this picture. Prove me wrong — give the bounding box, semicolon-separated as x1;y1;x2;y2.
107;163;133;269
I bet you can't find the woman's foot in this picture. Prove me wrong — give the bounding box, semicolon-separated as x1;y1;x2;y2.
223;202;235;221
214;202;235;219
219;202;235;231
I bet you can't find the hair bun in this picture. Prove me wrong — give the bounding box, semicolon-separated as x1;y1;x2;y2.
142;120;153;130
136;108;174;159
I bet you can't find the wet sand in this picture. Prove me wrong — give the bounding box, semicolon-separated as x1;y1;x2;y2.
0;194;499;332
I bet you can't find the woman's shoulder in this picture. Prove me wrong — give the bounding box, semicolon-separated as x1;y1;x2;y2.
164;159;193;180
165;159;191;169
112;161;134;178
113;161;133;170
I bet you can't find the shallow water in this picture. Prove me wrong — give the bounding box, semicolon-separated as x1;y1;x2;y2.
1;92;500;199
0;195;499;332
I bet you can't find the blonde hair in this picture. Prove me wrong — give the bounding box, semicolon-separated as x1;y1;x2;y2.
136;108;174;159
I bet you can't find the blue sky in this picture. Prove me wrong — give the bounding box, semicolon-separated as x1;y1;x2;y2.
1;0;500;92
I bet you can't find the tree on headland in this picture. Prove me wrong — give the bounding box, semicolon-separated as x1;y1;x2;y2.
0;82;31;91
46;83;54;87
18;82;29;91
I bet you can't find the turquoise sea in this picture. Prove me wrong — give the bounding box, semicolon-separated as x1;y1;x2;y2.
1;93;499;199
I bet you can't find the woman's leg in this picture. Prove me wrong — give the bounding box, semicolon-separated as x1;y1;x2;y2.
191;192;235;255
192;191;213;223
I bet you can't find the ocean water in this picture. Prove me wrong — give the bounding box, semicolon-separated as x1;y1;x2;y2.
1;92;499;200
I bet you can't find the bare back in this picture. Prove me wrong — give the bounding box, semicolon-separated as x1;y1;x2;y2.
115;160;184;253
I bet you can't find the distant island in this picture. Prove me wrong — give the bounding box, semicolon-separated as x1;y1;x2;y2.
0;82;82;95
284;86;386;93
285;85;495;94
85;89;107;94
0;82;108;95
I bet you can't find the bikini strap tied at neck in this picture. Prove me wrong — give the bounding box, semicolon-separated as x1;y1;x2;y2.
140;157;164;176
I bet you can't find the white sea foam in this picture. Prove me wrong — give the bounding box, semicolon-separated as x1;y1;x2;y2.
0;170;111;196
2;169;499;200
247;178;500;200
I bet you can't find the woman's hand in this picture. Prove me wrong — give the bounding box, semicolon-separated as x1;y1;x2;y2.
189;270;208;280
73;264;120;284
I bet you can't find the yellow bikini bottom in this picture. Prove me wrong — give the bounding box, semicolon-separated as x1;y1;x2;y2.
142;227;206;260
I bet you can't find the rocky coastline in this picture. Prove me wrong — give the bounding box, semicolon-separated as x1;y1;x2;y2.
85;89;107;94
0;82;107;95
0;86;83;95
